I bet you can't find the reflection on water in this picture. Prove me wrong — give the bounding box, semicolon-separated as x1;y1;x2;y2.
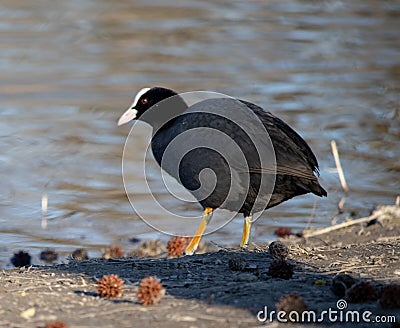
0;1;399;267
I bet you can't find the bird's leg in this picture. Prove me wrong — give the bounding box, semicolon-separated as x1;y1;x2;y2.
185;207;213;255
240;215;252;248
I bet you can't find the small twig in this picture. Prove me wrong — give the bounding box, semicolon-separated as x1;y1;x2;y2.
303;211;380;238
331;140;349;192
320;264;386;275
377;236;400;242
372;276;400;282
4;275;50;281
306;204;400;237
337;196;346;214
305;197;317;230
41;193;48;229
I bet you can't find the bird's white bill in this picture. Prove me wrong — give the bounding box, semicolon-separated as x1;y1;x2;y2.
117;107;137;126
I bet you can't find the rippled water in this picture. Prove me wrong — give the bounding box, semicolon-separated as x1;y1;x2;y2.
1;0;399;268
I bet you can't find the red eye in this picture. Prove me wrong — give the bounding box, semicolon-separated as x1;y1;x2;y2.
141;98;148;105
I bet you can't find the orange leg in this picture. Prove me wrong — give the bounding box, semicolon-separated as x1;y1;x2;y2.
185;207;213;255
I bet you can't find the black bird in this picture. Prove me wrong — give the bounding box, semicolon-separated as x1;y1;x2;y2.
118;87;327;254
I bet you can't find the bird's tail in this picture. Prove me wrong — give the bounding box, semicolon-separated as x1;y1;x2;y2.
311;182;327;197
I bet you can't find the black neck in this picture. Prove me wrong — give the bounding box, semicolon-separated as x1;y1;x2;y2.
142;95;188;135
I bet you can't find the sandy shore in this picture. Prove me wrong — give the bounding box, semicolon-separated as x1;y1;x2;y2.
1;206;399;328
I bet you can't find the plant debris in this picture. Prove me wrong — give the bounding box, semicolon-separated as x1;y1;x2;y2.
10;251;31;267
379;284;400;309
274;227;293;238
267;259;294;279
166;236;190;258
102;245;124;259
129;240;165;258
331;273;356;297
97;274;124;298
71;248;88;261
228;256;247;271
268;241;289;260
345;281;379;303
137;276;165;306
275;294;307;322
44;321;69;328
40;249;58;263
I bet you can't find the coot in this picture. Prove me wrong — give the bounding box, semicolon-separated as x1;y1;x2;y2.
118;87;327;255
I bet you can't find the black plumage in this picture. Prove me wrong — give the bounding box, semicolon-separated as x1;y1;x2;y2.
118;87;327;253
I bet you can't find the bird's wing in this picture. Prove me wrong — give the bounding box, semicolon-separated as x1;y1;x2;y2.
239;100;320;177
159;97;320;181
247;165;317;180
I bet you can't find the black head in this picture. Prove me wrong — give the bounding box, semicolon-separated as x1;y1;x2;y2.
118;87;179;126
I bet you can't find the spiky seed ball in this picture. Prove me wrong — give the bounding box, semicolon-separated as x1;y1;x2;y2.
40;249;58;263
166;236;191;258
45;321;69;328
228;256;247;271
274;227;293;238
137;276;165;306
331;273;356;297
102;245;124;259
276;294;307;322
267;259;294;280
380;284;400;309
97;274;124;298
10;251;31;267
346;281;378;303
71;248;88;261
269;241;289;260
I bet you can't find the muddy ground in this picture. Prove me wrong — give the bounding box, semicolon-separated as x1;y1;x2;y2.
1;205;399;328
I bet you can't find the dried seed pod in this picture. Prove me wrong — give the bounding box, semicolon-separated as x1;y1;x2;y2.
331;273;356;297
102;245;124;259
228;256;247;271
137;276;165;306
346;281;378;303
276;294;307;322
267;259;294;280
97;274;124;298
45;321;69;328
71;248;88;261
380;284;400;309
129;240;165;258
40;249;58;263
274;227;292;238
269;241;289;260
10;251;31;267
166;236;191;258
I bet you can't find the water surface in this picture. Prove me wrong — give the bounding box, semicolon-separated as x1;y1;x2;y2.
1;0;399;267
